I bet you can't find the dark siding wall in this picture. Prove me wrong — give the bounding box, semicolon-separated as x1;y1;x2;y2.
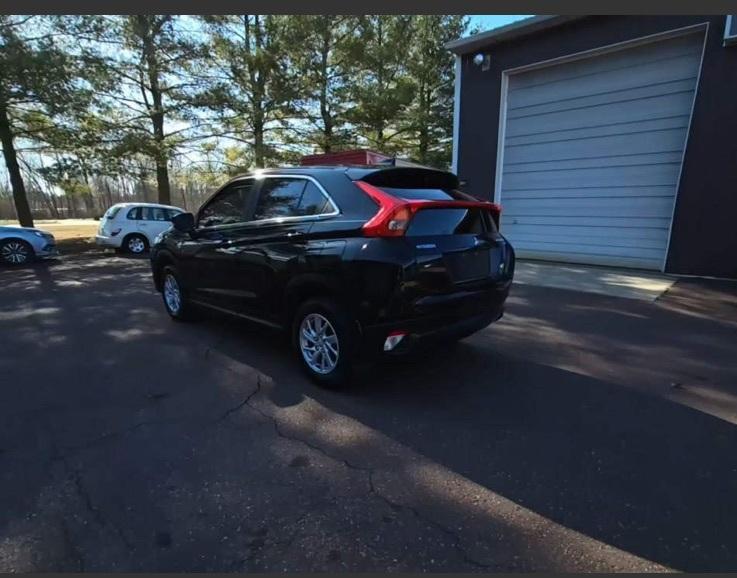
457;16;737;277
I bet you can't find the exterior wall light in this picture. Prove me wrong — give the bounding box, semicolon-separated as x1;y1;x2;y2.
473;53;491;71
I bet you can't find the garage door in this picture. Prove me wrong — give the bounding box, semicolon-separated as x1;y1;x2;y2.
498;31;704;270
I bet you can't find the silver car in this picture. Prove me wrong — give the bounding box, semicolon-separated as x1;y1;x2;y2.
0;225;59;265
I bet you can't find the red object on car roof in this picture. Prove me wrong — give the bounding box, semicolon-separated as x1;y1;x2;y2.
300;149;393;166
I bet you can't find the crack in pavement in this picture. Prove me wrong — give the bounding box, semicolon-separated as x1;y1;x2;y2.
232;377;491;570
24;380;268;564
62;455;135;552
366;470;491;570
60;518;85;572
211;375;263;425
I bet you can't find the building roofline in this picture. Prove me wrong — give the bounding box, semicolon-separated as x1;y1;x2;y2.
446;15;586;54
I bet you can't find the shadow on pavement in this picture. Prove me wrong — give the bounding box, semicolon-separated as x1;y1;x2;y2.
203;293;737;572
1;257;737;571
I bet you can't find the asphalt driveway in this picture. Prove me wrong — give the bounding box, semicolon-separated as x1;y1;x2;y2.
1;254;737;571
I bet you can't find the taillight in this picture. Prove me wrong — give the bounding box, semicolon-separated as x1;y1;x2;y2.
355;181;412;237
355;180;501;237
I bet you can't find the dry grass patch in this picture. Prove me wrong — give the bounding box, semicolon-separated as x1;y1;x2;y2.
1;219;100;254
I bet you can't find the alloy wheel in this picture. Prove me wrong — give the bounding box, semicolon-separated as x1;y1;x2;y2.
163;273;182;314
299;313;340;374
1;241;30;264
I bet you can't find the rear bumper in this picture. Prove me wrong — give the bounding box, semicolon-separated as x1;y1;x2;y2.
361;290;508;356
95;234;122;248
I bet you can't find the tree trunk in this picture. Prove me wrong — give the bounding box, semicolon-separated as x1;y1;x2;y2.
319;26;333;153
140;18;171;205
248;15;267;169
0;102;33;227
418;83;430;163
253;116;265;168
154;148;170;205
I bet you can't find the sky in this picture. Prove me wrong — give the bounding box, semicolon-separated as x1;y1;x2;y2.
467;15;532;35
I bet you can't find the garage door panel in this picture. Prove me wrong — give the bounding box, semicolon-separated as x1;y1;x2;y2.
505;223;671;242
503;128;690;165
503;162;681;189
512;239;667;260
509;232;667;250
508;56;701;109
502;196;676;217
508;33;702;91
502;186;674;199
515;249;663;270
503;215;672;228
503;152;684;173
506;78;696;120
505;114;690;144
505;91;695;137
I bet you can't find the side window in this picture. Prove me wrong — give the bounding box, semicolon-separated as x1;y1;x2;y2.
254;178;333;220
126;207;140;220
198;180;254;227
165;209;182;221
140;207;169;221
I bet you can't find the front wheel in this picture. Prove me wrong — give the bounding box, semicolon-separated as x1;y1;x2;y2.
1;239;34;265
161;266;196;321
293;299;359;388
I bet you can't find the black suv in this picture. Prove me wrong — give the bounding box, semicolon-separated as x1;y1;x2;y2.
150;166;514;386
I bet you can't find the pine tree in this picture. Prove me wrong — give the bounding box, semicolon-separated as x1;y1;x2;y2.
283;15;360;154
0;16;100;226
195;15;298;168
344;16;416;155
404;16;468;168
87;16;200;205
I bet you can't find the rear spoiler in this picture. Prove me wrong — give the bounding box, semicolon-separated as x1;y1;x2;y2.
347;167;460;190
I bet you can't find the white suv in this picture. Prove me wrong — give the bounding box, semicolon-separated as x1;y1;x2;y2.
96;202;185;254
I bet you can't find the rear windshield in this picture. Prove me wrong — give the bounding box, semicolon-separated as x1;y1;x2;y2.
379;187;497;236
407;208;495;236
103;206;121;219
382;187;454;201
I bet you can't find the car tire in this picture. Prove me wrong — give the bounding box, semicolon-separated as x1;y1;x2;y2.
293;298;358;388
123;233;148;255
0;239;35;266
161;265;196;321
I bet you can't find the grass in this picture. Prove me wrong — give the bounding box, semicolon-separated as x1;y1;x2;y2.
1;219;100;254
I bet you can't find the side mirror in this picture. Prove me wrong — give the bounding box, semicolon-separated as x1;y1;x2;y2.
171;212;195;233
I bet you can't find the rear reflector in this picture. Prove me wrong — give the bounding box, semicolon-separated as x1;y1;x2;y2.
355;180;501;237
383;331;408;352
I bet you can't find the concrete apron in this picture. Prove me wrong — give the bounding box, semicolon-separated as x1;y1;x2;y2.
513;260;676;301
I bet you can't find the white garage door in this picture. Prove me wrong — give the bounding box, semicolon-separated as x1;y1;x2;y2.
498;31;704;270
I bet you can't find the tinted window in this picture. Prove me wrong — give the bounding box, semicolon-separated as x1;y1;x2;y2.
406;208;492;236
254;179;332;220
382;187;455;201
126;207;140;220
141;207;170;221
199;181;254;227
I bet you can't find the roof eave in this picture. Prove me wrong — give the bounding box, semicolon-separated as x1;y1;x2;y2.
446;15;586;55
